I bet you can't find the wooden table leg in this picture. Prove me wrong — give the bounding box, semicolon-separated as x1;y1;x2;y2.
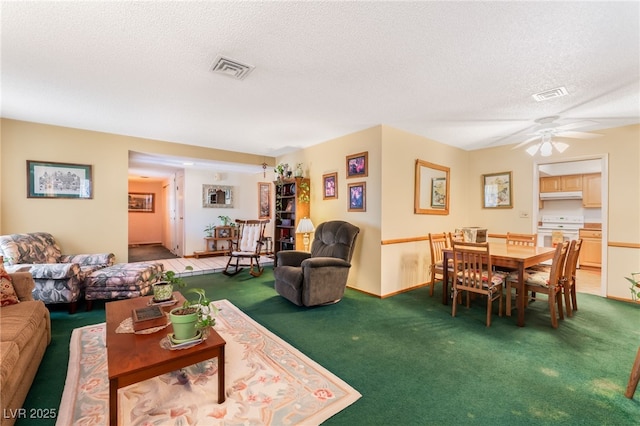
517;266;525;327
109;378;118;426
625;346;640;399
218;346;226;403
442;251;450;305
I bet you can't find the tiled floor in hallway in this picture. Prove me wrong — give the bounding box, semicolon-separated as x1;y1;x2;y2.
149;255;274;277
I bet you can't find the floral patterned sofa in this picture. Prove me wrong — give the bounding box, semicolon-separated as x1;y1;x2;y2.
0;232;115;313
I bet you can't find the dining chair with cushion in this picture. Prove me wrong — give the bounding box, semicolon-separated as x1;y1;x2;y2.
561;239;583;316
428;233;451;297
451;241;506;327
506;240;570;328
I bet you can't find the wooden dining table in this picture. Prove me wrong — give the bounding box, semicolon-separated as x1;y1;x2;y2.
442;242;557;327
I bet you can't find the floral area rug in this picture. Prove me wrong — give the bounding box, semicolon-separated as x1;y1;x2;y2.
56;299;361;425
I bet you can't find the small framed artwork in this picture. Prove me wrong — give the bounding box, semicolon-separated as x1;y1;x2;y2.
323;172;338;200
258;182;271;219
347;182;366;212
346;151;368;179
482;171;513;209
431;177;446;207
128;192;155;213
27;160;93;199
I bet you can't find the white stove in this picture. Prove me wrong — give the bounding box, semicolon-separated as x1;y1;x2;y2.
537;215;584;248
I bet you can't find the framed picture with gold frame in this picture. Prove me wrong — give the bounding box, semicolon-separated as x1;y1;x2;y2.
482;171;513;209
258;182;271;219
346;151;368;178
323;172;338;200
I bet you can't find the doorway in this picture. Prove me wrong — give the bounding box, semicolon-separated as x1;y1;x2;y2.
534;155;608;296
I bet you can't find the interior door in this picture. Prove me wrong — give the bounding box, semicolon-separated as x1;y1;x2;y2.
171;171;185;257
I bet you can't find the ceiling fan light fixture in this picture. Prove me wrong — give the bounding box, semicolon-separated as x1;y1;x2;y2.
540;141;553;157
526;143;541;156
552;141;569;153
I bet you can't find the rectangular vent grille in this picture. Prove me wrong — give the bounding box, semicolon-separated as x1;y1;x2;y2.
532;86;568;102
210;56;254;80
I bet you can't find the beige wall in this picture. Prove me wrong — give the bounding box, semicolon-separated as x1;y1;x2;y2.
1;118;638;301
0;119;272;262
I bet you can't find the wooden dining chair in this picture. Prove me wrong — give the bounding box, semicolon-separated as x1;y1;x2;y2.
506;232;538;247
451;241;505;327
428;233;451;297
448;230;464;245
561;239;583;316
506;240;570;328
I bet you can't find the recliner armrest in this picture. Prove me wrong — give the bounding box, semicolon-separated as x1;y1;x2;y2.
276;250;311;267
301;257;351;269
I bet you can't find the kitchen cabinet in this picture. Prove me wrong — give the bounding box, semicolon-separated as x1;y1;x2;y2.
274;178;310;256
579;228;601;268
540;174;583;193
582;173;601;208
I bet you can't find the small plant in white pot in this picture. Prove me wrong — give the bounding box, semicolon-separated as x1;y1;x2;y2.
170;288;218;342
152;267;193;302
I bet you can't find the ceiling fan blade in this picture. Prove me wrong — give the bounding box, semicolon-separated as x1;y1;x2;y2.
555;130;602;139
511;135;541;150
555;120;599;132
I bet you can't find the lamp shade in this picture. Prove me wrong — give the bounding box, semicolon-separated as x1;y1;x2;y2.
296;217;315;234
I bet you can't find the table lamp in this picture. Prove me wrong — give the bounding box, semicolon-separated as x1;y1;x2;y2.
296;217;315;252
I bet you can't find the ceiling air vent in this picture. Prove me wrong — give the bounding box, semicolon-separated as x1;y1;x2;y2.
532;86;568;102
210;55;254;80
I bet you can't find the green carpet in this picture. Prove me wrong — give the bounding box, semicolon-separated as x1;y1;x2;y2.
19;267;640;425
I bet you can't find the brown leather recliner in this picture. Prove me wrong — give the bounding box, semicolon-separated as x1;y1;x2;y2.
274;220;360;307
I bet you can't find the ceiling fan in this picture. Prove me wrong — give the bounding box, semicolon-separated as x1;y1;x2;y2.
512;115;602;156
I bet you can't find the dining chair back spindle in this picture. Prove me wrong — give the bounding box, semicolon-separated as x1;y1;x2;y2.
428;233;451;297
451;241;505;327
506;233;538;247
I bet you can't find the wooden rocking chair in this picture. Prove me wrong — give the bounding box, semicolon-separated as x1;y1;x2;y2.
223;219;269;277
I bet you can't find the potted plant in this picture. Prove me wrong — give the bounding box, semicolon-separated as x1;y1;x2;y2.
625;272;640;302
218;215;232;226
204;223;216;237
170;288;219;341
152;266;193;302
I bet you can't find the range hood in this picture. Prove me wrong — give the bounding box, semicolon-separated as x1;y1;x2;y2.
540;191;583;200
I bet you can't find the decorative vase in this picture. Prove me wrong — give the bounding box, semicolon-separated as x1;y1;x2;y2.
295;166;303;177
152;282;173;302
170;307;199;341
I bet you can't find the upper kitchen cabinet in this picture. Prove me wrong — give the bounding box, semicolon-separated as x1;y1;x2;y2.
540;174;583;192
582;173;602;208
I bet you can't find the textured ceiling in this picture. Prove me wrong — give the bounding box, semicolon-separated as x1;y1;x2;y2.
2;2;639;171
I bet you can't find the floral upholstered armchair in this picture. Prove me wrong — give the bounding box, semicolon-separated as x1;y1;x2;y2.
0;232;115;313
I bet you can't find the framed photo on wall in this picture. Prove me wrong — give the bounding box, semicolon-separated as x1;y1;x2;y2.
346;151;368;178
347;182;366;212
128;192;155;213
258;182;271;219
482;171;513;209
27;160;93;199
322;172;338;200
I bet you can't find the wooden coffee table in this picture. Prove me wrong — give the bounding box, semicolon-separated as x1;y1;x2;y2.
105;292;226;426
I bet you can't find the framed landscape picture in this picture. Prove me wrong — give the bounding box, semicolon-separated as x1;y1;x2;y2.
323;172;338;200
482;171;513;209
347;182;366;212
128;192;155;213
27;160;93;199
346;151;368;178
